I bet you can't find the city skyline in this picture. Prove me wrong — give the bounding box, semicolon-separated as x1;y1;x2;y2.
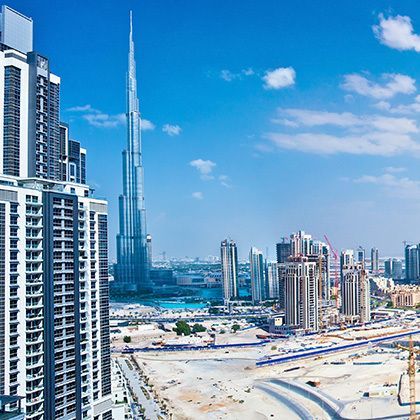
10;0;420;259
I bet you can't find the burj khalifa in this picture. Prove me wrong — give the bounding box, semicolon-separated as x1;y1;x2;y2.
114;12;152;293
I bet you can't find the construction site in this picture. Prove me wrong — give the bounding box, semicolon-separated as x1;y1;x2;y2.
112;319;420;419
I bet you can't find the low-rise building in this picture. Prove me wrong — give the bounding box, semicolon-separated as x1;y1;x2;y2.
391;285;420;308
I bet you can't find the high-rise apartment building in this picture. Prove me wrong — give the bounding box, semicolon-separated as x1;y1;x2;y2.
290;230;312;257
221;239;238;302
114;13;151;293
0;177;111;419
289;231;330;301
284;256;319;331
370;247;379;274
0;5;111;419
58;123;87;185
340;249;354;270
341;262;370;323
0;6;86;183
249;247;265;304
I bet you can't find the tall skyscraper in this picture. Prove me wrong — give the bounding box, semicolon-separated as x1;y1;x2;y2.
266;261;280;299
0;6;111;419
370;247;379;274
341;262;370;323
276;238;291;263
340;249;354;269
221;239;238;302
114;13;151;293
392;258;403;280
249;247;266;304
275;238;291;308
284;256;319;331
290;230;312;257
146;233;153;270
384;258;392;278
357;246;365;263
405;244;420;283
288;231;330;301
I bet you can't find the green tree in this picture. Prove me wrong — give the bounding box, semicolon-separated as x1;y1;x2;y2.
123;335;131;343
173;320;191;336
192;323;206;333
231;324;240;333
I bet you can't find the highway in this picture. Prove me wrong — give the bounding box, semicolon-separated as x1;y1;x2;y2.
111;313;270;323
256;328;420;367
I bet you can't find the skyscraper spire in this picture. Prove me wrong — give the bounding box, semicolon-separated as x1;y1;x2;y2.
114;11;152;293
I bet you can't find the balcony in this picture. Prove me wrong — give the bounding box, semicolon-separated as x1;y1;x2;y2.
0;395;24;420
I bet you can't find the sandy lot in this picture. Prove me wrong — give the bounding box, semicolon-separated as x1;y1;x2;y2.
132;343;418;420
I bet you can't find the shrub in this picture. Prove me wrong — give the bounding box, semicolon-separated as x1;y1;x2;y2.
192;323;206;333
232;324;240;333
173;320;191;336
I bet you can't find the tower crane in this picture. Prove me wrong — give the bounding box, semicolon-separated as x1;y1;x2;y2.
324;234;340;308
396;335;420;420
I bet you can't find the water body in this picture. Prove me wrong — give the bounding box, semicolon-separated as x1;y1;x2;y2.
111;286;250;310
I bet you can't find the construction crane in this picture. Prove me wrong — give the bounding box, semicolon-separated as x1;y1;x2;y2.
397;335;420;420
324;234;340;308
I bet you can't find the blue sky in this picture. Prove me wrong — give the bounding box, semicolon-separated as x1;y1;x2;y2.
12;0;420;259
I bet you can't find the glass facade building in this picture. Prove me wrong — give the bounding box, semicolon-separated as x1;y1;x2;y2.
114;13;151;293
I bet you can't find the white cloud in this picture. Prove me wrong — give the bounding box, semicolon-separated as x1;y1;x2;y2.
373;13;420;52
192;191;204;200
374;95;420;115
384;166;406;173
341;73;416;99
220;70;236;82
83;113;126;128
189;159;216;180
219;175;232;188
374;101;391;111
371;115;418;133
266;131;420;157
162;124;182;136
141;119;155;131
242;68;254;76
67;104;155;130
266;107;420;157
274;108;418;134
263;67;296;90
67;104;98;112
220;68;255;81
275;109;360;128
354;173;420;199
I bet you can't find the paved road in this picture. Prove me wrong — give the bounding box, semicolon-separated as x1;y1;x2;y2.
118;357;163;420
